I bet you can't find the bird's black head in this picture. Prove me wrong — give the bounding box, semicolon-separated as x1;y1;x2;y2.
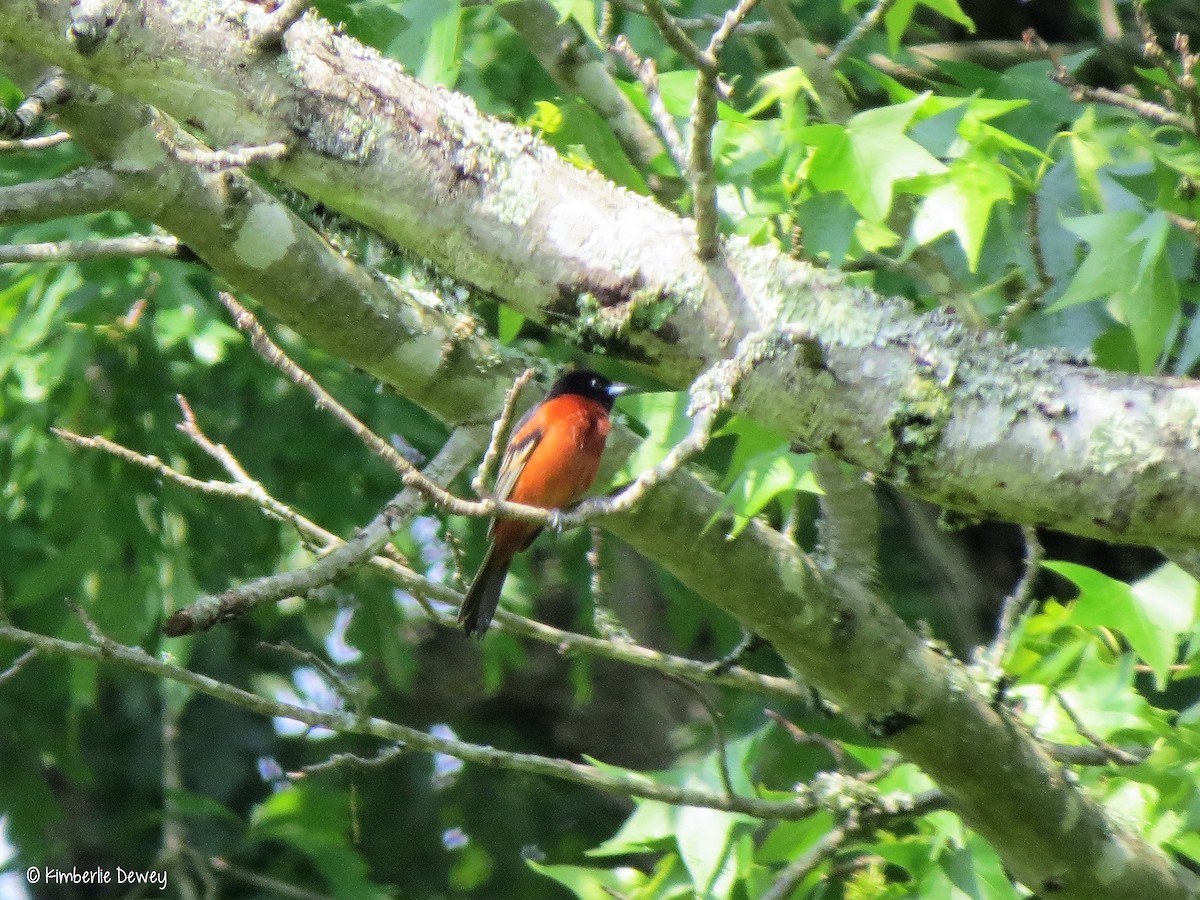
546;369;629;411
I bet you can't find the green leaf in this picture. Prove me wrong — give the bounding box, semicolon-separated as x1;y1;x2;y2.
533;99;649;194
387;0;462;87
884;0;974;53
1051;561;1198;689
919;835;1019;899
610;392;692;486
1053;210;1179;371
528;862;648;900
708;448;819;538
497;305;524;344
548;0;599;45
911;152;1013;270
249;784;388;899
801;96;948;222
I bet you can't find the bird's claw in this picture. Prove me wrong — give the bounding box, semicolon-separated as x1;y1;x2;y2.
547;509;566;533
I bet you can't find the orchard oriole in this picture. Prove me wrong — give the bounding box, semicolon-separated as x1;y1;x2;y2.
457;369;628;638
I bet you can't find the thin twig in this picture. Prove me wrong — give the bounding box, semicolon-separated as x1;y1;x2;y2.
0;71;68;139
54;421;807;700
608;0;773;35
706;629;766;675
828;0;901;69
0;620;888;821
472;367;535;497
1054;691;1144;766
765;709;848;769
0;648;38;685
0;131;72;151
661;672;735;799
1098;0;1122;41
259;640;365;711
53;427;297;516
588;526;633;641
760;826;847;900
639;0;709;70
222;288;802;533
169;142;291;172
160;662;200;900
162;428;479;636
0;234;181;263
1028;29;1194;133
295;744;407;777
690;0;764;259
1044;740;1149;767
216;292;423;480
999;193;1052;331
988;526;1043;667
176;395;257;485
205;854;332;900
610;36;689;173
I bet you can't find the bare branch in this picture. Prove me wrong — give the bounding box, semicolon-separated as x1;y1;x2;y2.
691;0;763;259
168;141;291;172
609;35;689;174
608;0;772;35
162;426;481;636
760;826;848;900
1055;691;1145;766
53;421;804;699
0;167;125;227
987;526;1043;667
0;70;68;138
0;620;891;821
639;0;709;70
216;292;422;477
296;744;406;777
0;648;38;685
203;854;331;900
1028;29;1195;133
0;234;181;263
828;0;902;69
472;367;535;497
0;131;71;151
1044;741;1150;767
661;671;735;798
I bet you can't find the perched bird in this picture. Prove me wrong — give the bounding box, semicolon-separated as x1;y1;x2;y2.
458;369;628;638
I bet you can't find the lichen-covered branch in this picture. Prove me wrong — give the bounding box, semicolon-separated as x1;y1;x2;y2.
2;2;1196;547
2;10;1198;896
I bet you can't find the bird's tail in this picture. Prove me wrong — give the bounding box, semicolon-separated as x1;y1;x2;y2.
457;545;511;639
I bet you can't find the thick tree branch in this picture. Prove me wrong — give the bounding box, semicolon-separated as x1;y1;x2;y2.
2;10;1196;897
2;2;1196;547
498;0;685;200
0;167;126;226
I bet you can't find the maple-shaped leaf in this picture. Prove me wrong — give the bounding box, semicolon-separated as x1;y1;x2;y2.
800;96;947;223
911;152;1013;270
1052;210;1180;371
